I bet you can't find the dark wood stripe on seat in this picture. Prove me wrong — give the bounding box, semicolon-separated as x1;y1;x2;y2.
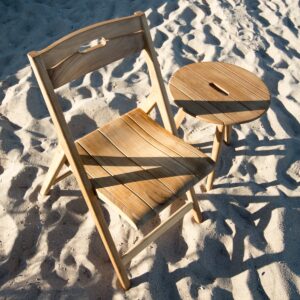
76;109;214;227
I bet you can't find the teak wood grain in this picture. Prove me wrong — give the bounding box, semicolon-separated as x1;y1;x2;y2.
127;109;211;160
169;62;270;126
169;61;270;191
122;114;207;176
28;12;214;290
77;125;174;210
35;14;143;69
40;146;66;195
28;53;130;290
76;143;157;227
48;32;144;88
76;108;214;226
99;117;195;191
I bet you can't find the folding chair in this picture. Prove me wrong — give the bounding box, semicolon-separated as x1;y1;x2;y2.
28;12;214;290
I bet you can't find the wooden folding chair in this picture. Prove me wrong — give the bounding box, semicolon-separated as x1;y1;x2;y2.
28;12;214;290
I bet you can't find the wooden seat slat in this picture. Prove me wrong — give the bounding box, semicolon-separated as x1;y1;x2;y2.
76;109;214;226
78;128;174;212
76;143;154;227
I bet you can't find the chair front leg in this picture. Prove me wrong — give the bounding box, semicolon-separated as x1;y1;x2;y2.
86;192;131;290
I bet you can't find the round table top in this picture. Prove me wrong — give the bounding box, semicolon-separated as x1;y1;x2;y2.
169;62;271;126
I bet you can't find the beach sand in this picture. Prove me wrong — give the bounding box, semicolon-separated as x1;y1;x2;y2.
0;0;300;298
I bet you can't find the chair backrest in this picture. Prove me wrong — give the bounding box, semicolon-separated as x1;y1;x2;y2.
28;11;176;130
40;14;145;89
28;12;177;200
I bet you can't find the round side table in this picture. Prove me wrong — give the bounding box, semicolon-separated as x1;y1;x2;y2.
169;62;270;191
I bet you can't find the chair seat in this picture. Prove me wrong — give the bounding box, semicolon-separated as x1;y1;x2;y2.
76;108;214;228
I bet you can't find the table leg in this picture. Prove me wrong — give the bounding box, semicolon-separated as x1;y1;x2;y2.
206;125;224;191
186;187;202;223
174;107;186;129
224;125;232;145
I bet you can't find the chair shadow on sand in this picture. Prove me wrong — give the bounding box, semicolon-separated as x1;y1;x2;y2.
131;192;300;299
196;135;300;191
3;61;299;297
1;0;299;297
2;139;299;299
129;134;300;298
0;186;118;299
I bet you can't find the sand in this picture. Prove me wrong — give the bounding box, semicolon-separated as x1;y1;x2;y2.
0;0;300;299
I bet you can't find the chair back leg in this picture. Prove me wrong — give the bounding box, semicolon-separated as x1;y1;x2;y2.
41;146;66;195
186;188;202;223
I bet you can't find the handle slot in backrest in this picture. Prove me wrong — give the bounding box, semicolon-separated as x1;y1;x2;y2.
79;37;107;53
48;30;145;88
35;14;143;69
